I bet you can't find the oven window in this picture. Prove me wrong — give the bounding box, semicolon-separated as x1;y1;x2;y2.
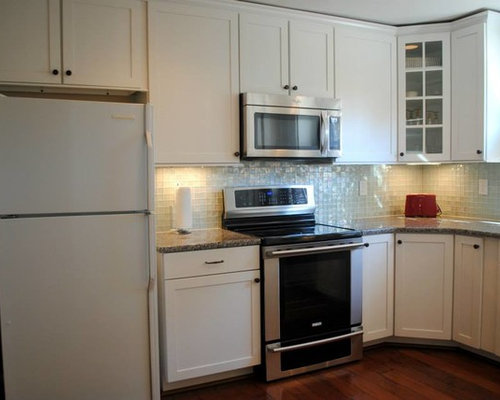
254;113;320;150
279;251;350;340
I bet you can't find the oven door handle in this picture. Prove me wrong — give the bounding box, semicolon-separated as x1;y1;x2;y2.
269;242;368;257
267;329;363;353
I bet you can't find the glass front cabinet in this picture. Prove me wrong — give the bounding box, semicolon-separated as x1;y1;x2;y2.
398;33;451;162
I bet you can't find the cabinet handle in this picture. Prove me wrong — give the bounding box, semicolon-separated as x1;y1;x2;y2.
234;151;240;157
254;278;261;283
65;70;72;76
473;244;480;249
283;84;290;90
400;152;405;157
397;240;402;244
52;69;59;75
477;150;483;155
204;260;224;265
292;85;298;91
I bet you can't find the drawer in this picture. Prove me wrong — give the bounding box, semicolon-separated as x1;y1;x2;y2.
163;245;260;279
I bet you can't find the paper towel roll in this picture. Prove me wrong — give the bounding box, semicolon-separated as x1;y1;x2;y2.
175;187;192;230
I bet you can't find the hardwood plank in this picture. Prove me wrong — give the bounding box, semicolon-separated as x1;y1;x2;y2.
163;347;500;400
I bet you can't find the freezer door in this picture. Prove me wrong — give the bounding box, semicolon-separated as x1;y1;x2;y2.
0;214;152;400
0;97;148;214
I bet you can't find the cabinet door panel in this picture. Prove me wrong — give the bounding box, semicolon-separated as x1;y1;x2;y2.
451;24;485;161
164;271;261;382
289;20;334;98
240;13;289;95
149;3;239;164
335;27;397;163
395;234;453;339
0;0;61;84
62;0;147;89
398;33;451;162
362;234;394;342
453;236;483;348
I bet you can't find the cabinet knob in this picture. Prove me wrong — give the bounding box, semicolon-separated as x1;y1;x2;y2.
477;150;483;155
400;152;405;157
52;69;59;75
397;240;402;244
254;277;261;283
473;244;480;249
283;84;290;90
292;85;298;91
234;151;240;157
65;70;72;76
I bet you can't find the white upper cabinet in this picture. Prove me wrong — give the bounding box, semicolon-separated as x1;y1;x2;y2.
0;0;147;90
0;0;61;84
289;20;334;98
451;12;500;161
240;11;334;98
397;32;451;162
335;26;397;163
239;13;289;95
61;0;147;89
149;1;240;164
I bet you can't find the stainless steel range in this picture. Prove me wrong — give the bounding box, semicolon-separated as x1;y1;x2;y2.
222;185;367;381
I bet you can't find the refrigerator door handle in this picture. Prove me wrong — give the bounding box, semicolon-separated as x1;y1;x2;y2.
145;104;155;212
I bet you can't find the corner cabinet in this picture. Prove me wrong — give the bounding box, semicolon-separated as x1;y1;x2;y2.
451;12;500;161
239;11;334;98
397;33;451;162
362;234;394;342
158;246;261;387
453;235;483;348
335;26;397;163
394;233;454;339
0;0;147;89
149;1;240;164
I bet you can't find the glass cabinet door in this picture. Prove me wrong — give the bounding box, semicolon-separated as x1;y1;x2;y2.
399;34;450;161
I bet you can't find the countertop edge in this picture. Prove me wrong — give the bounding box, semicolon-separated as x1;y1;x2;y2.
157;239;261;254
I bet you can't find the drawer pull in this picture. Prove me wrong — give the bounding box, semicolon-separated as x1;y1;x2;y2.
204;260;224;265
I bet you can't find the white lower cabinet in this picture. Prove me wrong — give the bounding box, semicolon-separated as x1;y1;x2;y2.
394;233;454;339
453;235;484;348
362;234;394;342
481;238;500;356
159;246;261;387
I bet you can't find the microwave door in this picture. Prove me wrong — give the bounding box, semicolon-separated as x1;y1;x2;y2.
244;106;324;159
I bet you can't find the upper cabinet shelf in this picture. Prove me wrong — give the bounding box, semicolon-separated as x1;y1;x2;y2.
0;0;147;91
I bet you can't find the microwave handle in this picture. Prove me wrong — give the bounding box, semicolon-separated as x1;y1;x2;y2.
320;111;329;156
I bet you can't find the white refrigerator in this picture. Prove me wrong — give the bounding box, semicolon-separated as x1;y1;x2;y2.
0;96;160;400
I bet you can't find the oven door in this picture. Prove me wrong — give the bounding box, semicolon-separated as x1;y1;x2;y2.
243;105;340;159
262;239;364;381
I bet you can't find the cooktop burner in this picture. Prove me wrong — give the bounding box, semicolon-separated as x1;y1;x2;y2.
222;185;361;246
232;223;361;246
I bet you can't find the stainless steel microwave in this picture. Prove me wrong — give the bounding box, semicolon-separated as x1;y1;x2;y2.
241;93;341;160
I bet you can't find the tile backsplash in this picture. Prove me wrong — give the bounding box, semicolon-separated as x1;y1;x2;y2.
423;163;500;220
155;162;423;231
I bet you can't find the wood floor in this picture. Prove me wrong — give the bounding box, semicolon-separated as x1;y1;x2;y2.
164;346;500;400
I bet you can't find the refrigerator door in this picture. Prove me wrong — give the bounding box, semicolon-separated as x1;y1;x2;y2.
0;214;152;400
0;97;148;215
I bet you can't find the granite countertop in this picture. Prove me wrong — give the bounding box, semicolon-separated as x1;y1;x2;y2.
345;216;500;238
157;228;260;253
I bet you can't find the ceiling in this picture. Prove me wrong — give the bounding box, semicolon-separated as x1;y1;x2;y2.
240;0;500;25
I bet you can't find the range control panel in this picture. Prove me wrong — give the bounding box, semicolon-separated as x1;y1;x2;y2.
235;187;308;208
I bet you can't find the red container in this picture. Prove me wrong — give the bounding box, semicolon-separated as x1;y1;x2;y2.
405;194;441;217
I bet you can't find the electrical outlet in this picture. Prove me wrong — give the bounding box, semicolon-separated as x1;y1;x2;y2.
359;180;368;196
479;179;488;195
